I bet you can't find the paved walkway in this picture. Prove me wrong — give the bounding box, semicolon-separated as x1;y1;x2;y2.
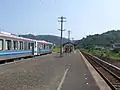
0;51;110;90
60;52;100;90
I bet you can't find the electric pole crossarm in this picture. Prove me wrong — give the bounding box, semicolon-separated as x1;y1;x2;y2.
58;29;66;31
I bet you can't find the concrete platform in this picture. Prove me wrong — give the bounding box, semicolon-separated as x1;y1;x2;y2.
80;51;111;90
59;51;111;90
0;51;111;90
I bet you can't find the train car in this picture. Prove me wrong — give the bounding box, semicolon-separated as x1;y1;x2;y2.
37;40;53;55
0;31;53;61
0;31;37;61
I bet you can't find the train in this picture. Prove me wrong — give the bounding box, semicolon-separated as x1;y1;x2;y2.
0;31;53;61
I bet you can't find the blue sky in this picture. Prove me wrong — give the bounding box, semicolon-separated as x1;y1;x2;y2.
0;0;120;40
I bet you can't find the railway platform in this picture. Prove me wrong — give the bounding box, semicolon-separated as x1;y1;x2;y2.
0;51;111;90
59;51;111;90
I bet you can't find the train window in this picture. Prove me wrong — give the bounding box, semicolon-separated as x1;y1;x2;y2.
44;44;46;49
5;40;12;50
47;45;49;49
31;43;34;50
20;41;23;50
0;39;3;50
37;43;40;50
40;44;43;49
50;45;52;49
13;41;18;50
46;45;48;49
48;45;50;49
28;43;31;50
37;43;39;49
24;42;27;50
49;45;51;49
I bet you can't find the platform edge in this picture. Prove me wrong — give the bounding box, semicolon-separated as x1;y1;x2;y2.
79;51;111;90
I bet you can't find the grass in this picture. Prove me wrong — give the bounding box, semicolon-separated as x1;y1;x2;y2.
53;47;60;53
86;49;120;60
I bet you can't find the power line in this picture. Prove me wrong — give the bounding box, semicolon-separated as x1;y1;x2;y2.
58;16;66;57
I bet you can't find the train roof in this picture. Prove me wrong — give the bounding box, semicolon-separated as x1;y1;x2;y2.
37;40;53;44
0;31;36;42
0;31;54;45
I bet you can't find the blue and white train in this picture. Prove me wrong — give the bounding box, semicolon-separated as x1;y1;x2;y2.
0;31;53;61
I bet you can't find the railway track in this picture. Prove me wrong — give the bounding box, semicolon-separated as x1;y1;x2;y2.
81;52;120;90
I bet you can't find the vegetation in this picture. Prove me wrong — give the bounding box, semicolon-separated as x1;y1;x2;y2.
52;47;60;53
75;30;120;60
86;49;120;60
19;30;120;60
75;30;120;49
19;34;68;45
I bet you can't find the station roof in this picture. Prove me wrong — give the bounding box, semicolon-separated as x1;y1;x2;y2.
63;42;75;46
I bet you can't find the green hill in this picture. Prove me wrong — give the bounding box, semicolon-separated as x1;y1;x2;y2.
75;30;120;49
19;34;69;45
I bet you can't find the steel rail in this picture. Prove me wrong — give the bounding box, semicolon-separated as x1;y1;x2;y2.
82;52;120;90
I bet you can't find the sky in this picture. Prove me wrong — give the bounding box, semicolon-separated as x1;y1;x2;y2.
0;0;120;40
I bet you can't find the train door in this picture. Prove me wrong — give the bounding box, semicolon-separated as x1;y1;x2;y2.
34;41;37;55
31;43;34;55
31;41;37;55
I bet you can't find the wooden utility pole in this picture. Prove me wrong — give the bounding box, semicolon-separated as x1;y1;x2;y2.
72;37;74;42
68;30;71;41
58;16;66;57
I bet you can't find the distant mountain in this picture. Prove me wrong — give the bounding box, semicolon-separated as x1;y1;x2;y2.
75;30;120;49
19;34;69;45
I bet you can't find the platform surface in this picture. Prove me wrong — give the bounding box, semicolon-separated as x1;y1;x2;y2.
60;52;99;90
0;51;110;90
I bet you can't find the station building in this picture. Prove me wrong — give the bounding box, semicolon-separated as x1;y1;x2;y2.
63;42;75;53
